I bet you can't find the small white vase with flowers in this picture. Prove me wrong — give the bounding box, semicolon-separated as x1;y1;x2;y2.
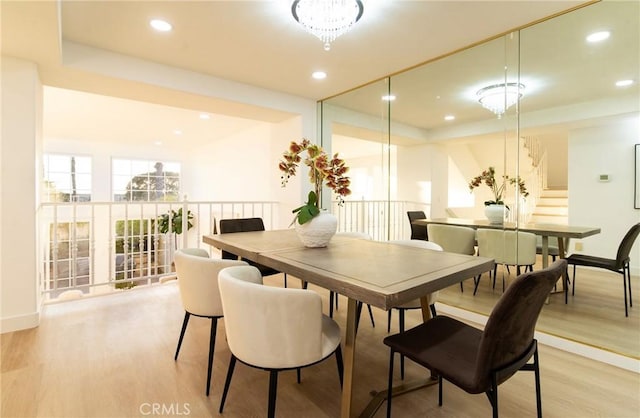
468;166;529;224
279;139;351;247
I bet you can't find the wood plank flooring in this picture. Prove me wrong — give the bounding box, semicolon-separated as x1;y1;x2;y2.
2;272;639;418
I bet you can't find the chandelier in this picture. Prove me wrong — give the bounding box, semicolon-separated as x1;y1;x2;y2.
476;82;525;118
291;0;364;51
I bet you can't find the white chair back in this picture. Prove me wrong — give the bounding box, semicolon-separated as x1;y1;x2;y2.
476;229;505;263
427;224;476;255
504;230;537;266
477;229;536;267
178;247;209;258
390;239;443;251
173;250;246;317
219;265;325;369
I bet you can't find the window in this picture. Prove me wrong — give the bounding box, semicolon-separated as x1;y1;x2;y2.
112;159;181;201
43;154;92;202
47;221;91;295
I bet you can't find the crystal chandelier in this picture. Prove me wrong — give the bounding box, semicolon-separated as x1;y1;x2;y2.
291;0;364;51
476;82;525;118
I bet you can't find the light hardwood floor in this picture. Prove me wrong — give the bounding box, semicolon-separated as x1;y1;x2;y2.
2;272;639;418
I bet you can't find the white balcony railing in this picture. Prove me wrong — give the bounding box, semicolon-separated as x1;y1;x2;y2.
38;200;279;300
38;199;430;301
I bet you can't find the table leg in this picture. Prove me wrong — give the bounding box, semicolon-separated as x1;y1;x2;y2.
341;298;358;418
419;295;433;321
541;236;549;268
559;237;570;298
546;236;570;301
558;237;568;259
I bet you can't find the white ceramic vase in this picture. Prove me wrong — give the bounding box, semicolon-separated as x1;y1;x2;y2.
484;204;507;224
294;211;338;247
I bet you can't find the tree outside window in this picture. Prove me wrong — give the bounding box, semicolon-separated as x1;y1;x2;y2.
112;159;181;202
43;154;92;202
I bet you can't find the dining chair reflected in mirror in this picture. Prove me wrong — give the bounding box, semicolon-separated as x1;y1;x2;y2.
407;211;428;240
427;223;477;292
218;265;343;418
566;222;640;317
173;249;247;396
384;259;568;418
387;239;443;380
474;230;537;294
219;217;288;287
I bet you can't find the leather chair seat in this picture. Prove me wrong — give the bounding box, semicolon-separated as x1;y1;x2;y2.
384;316;483;392
565;253;619;271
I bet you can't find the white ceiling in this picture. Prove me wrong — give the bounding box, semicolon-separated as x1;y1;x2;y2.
1;0;598;146
328;0;640;133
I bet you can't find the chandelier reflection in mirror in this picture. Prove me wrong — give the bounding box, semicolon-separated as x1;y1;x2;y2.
476;82;525;118
291;0;364;51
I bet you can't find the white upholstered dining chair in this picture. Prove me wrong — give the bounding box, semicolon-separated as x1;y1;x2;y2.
172;249;247;396
427;223;477;292
218;265;343;418
474;229;537;294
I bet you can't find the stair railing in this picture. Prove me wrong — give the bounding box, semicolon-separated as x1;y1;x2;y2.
520;136;548;223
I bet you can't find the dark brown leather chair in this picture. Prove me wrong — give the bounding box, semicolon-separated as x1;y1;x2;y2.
407;211;428;240
566;222;640;316
219;217;288;287
383;259;567;418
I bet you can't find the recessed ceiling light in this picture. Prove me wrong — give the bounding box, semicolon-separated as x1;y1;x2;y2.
312;71;327;80
615;79;634;87
154;140;163;146
199;113;211;120
382;95;396;101
444;115;455;121
150;19;172;32
586;31;610;43
173;129;183;135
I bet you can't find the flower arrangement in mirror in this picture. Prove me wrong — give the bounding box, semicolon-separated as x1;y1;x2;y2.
279;138;351;225
468;166;529;206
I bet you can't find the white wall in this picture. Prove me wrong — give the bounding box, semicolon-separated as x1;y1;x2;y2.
542;134;568;189
271;116;306;229
1;57;41;332
568;114;640;272
187;123;276;201
396;144;433;204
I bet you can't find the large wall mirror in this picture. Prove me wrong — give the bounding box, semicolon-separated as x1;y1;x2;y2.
321;1;639;359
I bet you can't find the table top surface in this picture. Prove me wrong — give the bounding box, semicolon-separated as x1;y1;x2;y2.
413;218;601;238
203;229;494;310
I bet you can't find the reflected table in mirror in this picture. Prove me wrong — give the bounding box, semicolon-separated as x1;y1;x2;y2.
413;218;601;267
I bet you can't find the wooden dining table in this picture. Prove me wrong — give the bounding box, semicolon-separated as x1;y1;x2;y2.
203;229;494;418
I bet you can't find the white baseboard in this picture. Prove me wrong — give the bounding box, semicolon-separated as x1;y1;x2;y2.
436;303;639;374
1;311;40;334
